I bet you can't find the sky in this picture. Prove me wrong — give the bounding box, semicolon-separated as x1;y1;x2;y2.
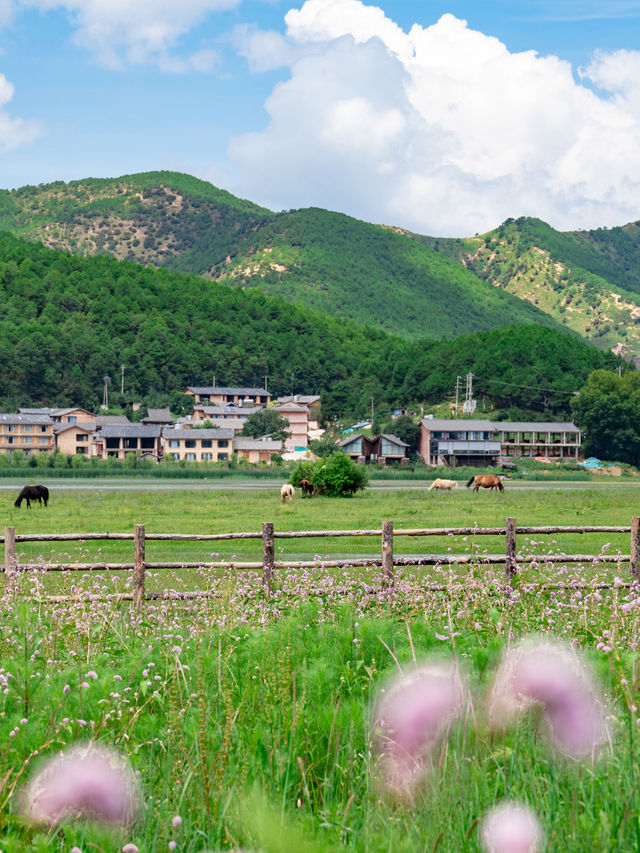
2;0;640;235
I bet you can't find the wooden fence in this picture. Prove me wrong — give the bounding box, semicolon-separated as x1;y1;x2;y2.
3;517;640;603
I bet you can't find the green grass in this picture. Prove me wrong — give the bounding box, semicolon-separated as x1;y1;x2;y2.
0;578;639;851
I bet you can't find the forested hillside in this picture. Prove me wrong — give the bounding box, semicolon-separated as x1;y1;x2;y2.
0;233;621;419
416;217;640;363
0;172;559;340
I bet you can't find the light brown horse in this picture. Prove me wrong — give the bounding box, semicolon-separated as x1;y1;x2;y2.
466;474;504;493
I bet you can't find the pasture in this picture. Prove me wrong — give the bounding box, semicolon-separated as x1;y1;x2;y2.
1;483;640;851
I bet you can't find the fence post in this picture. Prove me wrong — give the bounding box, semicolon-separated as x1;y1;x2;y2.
505;517;517;581
382;520;394;587
4;526;16;572
262;522;275;593
133;524;146;607
631;517;640;580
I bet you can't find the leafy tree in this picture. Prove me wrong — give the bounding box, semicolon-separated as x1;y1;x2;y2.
241;409;291;444
572;369;640;464
312;452;368;497
309;432;340;457
380;415;420;454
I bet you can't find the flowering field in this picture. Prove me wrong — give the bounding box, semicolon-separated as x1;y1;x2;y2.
1;486;640;851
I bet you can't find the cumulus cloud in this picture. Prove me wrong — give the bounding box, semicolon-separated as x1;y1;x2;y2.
0;73;41;150
230;0;640;235
19;0;238;70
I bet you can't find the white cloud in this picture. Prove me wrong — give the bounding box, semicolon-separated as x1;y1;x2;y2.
19;0;238;70
0;73;40;150
230;0;640;235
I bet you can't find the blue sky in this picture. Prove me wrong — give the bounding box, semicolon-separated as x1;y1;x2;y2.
2;0;640;235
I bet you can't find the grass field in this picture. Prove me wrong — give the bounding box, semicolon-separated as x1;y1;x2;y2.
1;485;640;851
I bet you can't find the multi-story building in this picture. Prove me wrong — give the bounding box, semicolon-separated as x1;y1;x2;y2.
94;424;163;460
274;401;309;450
185;386;271;407
162;428;235;462
419;418;581;466
0;414;55;455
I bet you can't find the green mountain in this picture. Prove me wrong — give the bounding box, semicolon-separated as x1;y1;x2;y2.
0;172;559;340
0;232;619;418
414;216;640;362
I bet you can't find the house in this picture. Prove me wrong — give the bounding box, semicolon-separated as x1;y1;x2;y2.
419;418;582;466
185;386;271;407
162;427;235;462
277;395;321;427
338;433;409;464
95;424;163;460
54;423;95;456
141;407;174;425
19;407;95;425
0;414;55;455
191;404;260;424
234;437;283;464
274;401;309;450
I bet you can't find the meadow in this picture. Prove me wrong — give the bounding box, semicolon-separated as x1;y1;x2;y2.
1;484;640;851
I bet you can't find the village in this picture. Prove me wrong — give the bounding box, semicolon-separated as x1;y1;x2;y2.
0;382;584;468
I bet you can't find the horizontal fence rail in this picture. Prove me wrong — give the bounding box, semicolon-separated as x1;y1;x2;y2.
3;517;640;604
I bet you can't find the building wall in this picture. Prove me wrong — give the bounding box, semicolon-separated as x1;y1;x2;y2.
55;428;94;456
0;422;55;455
164;436;232;462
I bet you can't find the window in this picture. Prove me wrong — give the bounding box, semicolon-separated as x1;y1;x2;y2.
170;453;179;461
169;439;179;448
185;453;196;461
23;425;32;432
40;425;48;433
217;439;229;448
185;440;196;448
201;452;212;461
218;453;228;461
76;447;87;455
76;434;88;442
6;437;13;445
381;439;400;456
201;440;212;448
23;437;31;444
68;416;77;423
39;437;48;445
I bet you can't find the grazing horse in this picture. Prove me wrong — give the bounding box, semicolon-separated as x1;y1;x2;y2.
466;474;504;493
427;478;458;492
280;483;295;503
300;478;315;498
14;484;49;508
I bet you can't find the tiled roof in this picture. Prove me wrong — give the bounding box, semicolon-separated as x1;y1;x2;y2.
0;413;52;425
100;424;162;438
187;386;270;396
233;437;283;450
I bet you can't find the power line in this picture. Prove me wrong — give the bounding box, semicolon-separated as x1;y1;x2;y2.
472;374;580;396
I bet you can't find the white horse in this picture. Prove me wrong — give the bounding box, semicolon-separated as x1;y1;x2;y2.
281;483;295;503
427;478;459;491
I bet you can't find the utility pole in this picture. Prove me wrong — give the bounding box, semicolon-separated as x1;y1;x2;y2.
120;364;125;396
455;375;462;416
371;396;374;425
463;372;476;414
264;375;269;392
102;375;111;410
212;374;216;388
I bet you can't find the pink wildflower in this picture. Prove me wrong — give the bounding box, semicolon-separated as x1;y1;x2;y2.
488;638;608;759
172;814;182;828
481;802;543;853
21;742;140;827
372;661;465;796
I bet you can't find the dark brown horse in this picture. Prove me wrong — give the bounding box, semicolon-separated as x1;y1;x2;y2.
300;478;315;498
466;474;503;493
14;484;49;508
